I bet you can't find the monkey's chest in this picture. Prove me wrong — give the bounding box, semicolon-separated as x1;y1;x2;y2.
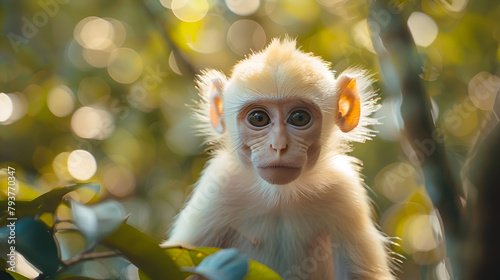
224;214;328;277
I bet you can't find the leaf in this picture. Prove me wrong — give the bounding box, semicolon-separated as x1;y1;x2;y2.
71;200;125;244
0;183;100;227
245;260;282;280
0;217;59;276
162;247;282;280
160;247;196;279
183;248;249;280
188;247;220;266
103;223;182;280
33;183;100;214
6;271;32;280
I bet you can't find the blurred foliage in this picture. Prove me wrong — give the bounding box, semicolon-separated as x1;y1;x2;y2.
0;0;499;279
0;183;280;279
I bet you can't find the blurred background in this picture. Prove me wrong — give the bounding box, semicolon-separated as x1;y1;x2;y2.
1;0;499;279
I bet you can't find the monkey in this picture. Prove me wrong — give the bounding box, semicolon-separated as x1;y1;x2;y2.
164;38;395;280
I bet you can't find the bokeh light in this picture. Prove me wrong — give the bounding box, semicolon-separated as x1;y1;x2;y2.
375;162;421;202
171;0;209;22
67;150;97;181
407;12;439;47
0;93;13;122
71;106;115;140
82;48;111;68
74;17;127;69
74;17;115;51
106;18;127;48
0;92;28;125
178;15;228;54
101;163;136;198
47;85;75;118
225;0;260;16
7;93;28;123
53;152;72;181
468;71;500;111
403;214;442;252
227;20;266;56
159;0;173;9
107;48;143;84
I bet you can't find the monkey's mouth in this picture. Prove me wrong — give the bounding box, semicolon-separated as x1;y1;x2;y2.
258;165;301;170
256;164;302;185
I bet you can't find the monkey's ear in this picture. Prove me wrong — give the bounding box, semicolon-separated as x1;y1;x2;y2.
336;75;361;133
209;79;225;134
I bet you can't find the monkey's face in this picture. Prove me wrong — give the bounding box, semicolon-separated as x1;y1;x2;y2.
236;98;323;185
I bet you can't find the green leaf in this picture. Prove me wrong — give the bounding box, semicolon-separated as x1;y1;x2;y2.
138;270;153;280
162;247;282;280
188;247;220;266
158;247;197;279
245;260;282;280
6;271;32;280
71;200;125;244
0;217;59;276
103;223;182;280
33;183;100;214
0;183;100;227
165;247;196;269
183;248;249;280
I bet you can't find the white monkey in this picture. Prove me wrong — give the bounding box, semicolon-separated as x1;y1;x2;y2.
165;38;395;280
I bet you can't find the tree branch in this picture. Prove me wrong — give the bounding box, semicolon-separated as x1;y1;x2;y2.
369;0;463;236
369;0;465;276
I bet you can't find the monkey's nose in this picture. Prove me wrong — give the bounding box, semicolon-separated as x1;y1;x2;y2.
270;143;288;154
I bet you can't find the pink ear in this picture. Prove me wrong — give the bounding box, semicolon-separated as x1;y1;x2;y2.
336;76;360;133
209;79;225;134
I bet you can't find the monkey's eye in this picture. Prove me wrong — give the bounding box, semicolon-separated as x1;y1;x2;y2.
248;111;270;127
288;110;311;127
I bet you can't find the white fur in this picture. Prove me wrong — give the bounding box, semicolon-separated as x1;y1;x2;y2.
166;38;394;279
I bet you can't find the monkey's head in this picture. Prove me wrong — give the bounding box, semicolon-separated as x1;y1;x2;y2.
196;38;378;186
